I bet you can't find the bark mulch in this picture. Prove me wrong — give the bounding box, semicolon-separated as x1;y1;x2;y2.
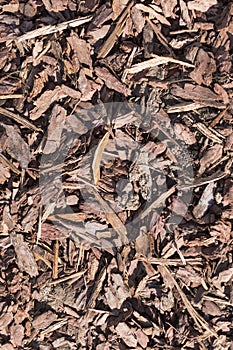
0;0;233;349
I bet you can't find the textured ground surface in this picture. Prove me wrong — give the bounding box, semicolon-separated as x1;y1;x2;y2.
0;1;233;349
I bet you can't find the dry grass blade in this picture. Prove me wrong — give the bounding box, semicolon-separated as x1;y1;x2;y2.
97;1;134;58
92;131;110;185
141;185;177;220
93;189;128;245
163;266;218;338
16;16;92;42
146;257;203;266
0;106;41;131
126;55;194;74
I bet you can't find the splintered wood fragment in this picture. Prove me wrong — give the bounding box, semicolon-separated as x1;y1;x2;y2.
0;153;21;175
0;106;41;132
52;240;59;279
209;105;230;127
193;122;224;144
16;16;92;42
92;131;110;185
146;257;202;266
162;266;218;338
141;185;177;220
126;55;194;74
93;189;128;245
0;94;23;99
86;266;107;309
146;17;173;56
49;269;87;286
178;169;230;190
97;1;134;58
167;102;208;113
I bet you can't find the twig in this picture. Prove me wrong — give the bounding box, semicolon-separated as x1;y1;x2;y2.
16;16;92;42
52;240;59;279
163;266;218;338
0;106;41;132
126;55;194;74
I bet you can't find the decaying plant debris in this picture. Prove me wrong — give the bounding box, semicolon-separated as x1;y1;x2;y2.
0;0;233;349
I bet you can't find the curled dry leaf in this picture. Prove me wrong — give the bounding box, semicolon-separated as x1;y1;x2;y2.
10;232;39;277
92;131;110;184
115;323;137;348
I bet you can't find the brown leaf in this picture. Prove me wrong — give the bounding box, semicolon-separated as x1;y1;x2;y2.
10;232;39;277
160;0;177;18
92;131;110;184
131;6;145;34
92;189;128;245
202;300;222;316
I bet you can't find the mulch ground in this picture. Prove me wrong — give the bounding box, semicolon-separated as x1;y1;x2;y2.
0;0;233;349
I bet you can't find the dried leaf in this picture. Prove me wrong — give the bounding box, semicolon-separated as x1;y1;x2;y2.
92;131;110;184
